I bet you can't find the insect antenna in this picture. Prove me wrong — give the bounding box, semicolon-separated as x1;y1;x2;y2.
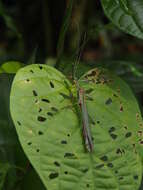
73;32;88;82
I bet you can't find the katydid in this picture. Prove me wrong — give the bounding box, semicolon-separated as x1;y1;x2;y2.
75;80;94;152
72;33;94;152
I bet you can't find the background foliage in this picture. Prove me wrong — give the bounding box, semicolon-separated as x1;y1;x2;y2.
1;0;143;189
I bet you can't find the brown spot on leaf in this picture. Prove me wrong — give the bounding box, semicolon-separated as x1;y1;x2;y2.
138;130;143;137
120;105;123;112
136;113;140;119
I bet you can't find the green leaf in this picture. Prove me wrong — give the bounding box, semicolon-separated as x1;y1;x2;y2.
10;64;143;190
101;0;143;39
0;61;23;74
0;162;10;189
57;0;74;58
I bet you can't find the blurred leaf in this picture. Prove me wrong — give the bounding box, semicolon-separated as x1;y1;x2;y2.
0;0;21;37
101;0;143;39
57;0;74;59
27;47;38;65
45;57;57;66
0;61;23;74
0;162;10;189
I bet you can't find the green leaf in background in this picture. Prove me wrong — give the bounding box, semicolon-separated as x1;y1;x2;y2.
0;61;23;74
101;0;143;39
0;162;10;189
0;0;21;38
10;64;143;190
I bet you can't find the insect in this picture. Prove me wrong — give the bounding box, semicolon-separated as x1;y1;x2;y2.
73;33;94;153
75;80;94;152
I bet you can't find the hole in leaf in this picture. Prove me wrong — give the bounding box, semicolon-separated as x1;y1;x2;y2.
100;155;108;161
38;131;43;135
39;66;43;70
138;130;143;137
50;81;54;88
26;79;30;82
64;171;68;175
109;127;115;133
136;113;140;119
116;148;123;155
61;140;67;144
27;142;32;145
105;98;112;105
120;106;123;112
115;170;118;174
119;177;124;180
35;99;39;104
36;149;40;152
110;133;117;140
122;149;125;154
33;90;38;96
124;126;128;130
125;132;132;138
107;163;113;168
97;121;100;124
86;184;90;188
96;164;104;169
64;153;75;158
30;70;34;73
49;172;59;179
41;99;50;103
82;168;88;173
37;116;46;122
91;121;95;125
139;140;143;144
51;107;58;112
17;121;21;126
54;161;60;167
39;108;42;113
113;93;118;98
134;175;138;180
47;112;53;117
67;134;70;137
